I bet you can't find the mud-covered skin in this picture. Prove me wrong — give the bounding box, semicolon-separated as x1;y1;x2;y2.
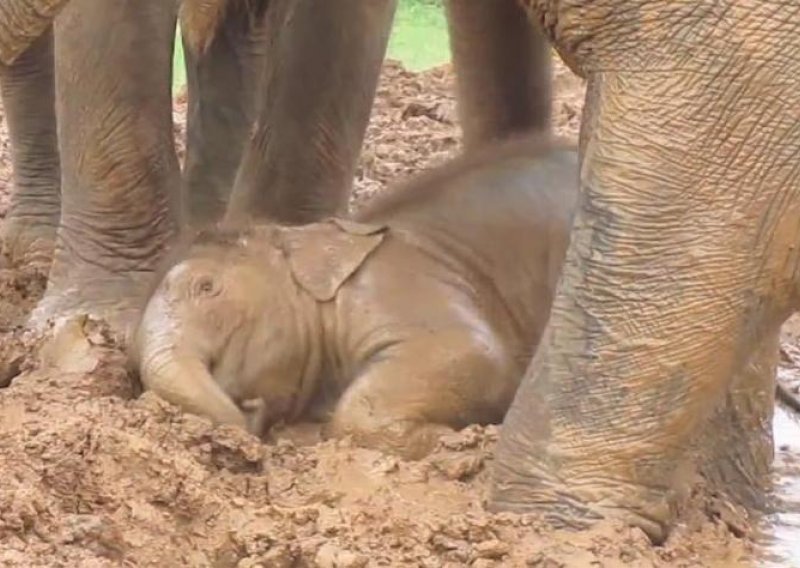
133;137;578;460
489;0;800;544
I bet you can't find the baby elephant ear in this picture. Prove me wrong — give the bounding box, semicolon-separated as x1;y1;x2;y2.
279;219;387;302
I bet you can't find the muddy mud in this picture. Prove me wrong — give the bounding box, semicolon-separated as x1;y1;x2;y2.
0;58;798;567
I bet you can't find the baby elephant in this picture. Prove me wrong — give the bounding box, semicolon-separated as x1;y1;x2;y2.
131;135;578;458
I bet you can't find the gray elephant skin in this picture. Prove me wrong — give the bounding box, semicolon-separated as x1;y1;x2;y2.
133;136;577;460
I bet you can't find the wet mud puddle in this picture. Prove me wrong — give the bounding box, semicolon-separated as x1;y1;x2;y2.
756;404;800;567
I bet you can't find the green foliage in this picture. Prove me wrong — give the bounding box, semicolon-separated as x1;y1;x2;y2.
173;32;186;92
387;0;450;71
172;1;451;89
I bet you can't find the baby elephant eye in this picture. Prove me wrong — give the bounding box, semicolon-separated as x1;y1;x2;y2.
191;276;220;298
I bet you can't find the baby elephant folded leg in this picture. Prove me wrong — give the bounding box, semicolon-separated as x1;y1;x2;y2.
328;330;516;459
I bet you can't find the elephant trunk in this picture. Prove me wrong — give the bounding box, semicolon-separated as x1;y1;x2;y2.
134;297;247;429
0;0;70;65
139;345;247;428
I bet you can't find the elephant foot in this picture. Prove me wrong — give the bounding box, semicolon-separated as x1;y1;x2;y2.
27;269;155;341
0;219;57;271
489;462;677;544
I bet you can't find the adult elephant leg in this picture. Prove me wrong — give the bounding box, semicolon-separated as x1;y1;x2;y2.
30;0;180;333
0;28;60;268
181;1;269;228
443;0;551;149
225;0;397;225
491;2;800;543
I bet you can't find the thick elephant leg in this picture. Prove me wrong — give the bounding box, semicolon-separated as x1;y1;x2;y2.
489;2;800;542
29;0;180;333
443;0;551;150
224;0;397;225
0;28;60;268
181;1;269;227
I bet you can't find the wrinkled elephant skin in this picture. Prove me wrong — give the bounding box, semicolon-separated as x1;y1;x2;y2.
485;0;800;545
133;136;577;459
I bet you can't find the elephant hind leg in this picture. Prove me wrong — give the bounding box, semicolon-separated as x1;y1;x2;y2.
0;28;60;270
444;0;552;150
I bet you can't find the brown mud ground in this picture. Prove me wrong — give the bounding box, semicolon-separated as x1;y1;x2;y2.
0;58;797;567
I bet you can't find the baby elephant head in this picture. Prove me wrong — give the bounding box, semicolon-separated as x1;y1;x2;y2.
131;219;386;431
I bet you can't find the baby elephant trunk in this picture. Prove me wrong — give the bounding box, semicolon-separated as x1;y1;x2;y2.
134;299;247;429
